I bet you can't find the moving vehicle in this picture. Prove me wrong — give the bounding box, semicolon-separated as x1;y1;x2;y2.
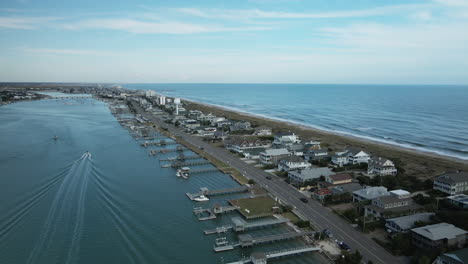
323;229;334;238
300;197;309;203
339;241;351;251
266;176;272;180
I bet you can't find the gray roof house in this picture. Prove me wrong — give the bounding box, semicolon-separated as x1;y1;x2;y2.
304;148;329;161
411;223;468;249
433;171;468;195
433;248;468;264
288;167;334;184
385;213;435;233
353;186;390;202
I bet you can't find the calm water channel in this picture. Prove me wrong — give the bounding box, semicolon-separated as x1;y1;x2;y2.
0;94;328;264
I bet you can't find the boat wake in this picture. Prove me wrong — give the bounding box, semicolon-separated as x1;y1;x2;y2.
27;153;92;264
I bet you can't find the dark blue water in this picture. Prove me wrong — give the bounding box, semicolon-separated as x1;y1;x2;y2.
125;84;468;160
0;95;327;263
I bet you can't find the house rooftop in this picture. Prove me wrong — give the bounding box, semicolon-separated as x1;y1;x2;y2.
390;189;411;196
329;173;352;182
353;186;390;200
386;213;435;231
435;171;468;185
411;223;468;241
288;167;334;181
309;148;328;154
447;194;468;204
262;148;289;156
276;131;295;137
440;248;468;264
280;155;305;163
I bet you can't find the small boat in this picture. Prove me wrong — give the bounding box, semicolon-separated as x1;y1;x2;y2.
53;135;58;140
193;195;209;202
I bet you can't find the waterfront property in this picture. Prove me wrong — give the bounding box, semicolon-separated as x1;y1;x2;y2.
252;126;272;136
353;186;390;202
433;171;468;195
446;194;468;209
273;132;301;146
385;213;435;234
331;153;348;167
287;167;334;184
304;148;328;161
433;248;468;264
260;148;290;165
225;136;271;154
367;157;398;176
346;148;371;164
277;156;311;171
411;223;468;249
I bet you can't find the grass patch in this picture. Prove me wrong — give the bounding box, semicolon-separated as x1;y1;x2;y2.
282;212;301;223
230;196;279;218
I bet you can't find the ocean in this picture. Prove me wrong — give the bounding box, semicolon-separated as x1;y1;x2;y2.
124;84;468;160
0;94;327;263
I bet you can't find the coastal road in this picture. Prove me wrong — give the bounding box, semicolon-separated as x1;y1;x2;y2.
136;106;404;264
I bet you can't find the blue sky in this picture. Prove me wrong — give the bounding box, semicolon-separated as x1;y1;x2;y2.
1;0;468;84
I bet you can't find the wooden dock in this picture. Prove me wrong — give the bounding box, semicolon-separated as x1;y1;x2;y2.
225;246;321;264
169;160;211;168
213;231;313;252
186;186;249;200
204;216;289;235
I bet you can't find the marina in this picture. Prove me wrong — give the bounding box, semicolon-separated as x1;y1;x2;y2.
203;216;290;234
225;246;322;264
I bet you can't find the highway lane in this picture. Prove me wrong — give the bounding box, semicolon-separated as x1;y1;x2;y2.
136;107;404;264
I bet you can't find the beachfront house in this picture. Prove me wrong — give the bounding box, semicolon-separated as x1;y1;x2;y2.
210;117;227;126
216;120;233;128
287;167;335;184
224;136;271;153
253;126;272;136
303;141;321;150
324;173;353;185
182;119;201;130
287;143;305;157
446;194;468;209
241;148;266;160
277;156;311;171
385;213;435;234
433;248;468;264
260;148;290;165
433;171;468;195
353;186;390;202
213;131;229;141
304;149;329;161
346;148;370;164
367;157;398;176
230;121;252;132
331;153;348;167
273;132;301;146
411;223;468;249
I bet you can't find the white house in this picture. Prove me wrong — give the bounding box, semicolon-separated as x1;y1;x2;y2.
253;127;272;136
145;90;157;97
273;132;301;146
331;153;348;166
433;171;468;195
367;157;398;176
277;156;311;171
260;148;290;165
353;186;390;202
346;148;370;164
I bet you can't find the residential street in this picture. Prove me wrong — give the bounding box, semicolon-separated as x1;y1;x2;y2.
140;106;405;264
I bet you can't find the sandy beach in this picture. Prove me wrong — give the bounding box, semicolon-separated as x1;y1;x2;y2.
184;99;468;179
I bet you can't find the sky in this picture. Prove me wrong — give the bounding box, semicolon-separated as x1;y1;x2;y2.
0;0;468;84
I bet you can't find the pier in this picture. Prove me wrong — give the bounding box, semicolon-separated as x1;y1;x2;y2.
170;160;211;168
213;231;313;252
187;168;220;174
186;186;249;200
225;246;322;264
193;204;240;221
159;154;200;161
203;216;289;234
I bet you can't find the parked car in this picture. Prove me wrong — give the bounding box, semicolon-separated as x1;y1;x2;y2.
323;229;334;238
339;241;350;251
300;197;309;203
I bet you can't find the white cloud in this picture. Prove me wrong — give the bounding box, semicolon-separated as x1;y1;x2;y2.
174;4;430;20
0;16;59;29
61;18;269;34
20;47;120;56
433;0;468;6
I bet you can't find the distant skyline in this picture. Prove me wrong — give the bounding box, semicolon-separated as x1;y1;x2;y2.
1;0;468;84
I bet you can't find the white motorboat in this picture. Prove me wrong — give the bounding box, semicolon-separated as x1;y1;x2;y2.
193;195;209;202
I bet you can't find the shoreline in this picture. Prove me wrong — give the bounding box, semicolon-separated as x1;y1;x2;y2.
182;98;468;178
